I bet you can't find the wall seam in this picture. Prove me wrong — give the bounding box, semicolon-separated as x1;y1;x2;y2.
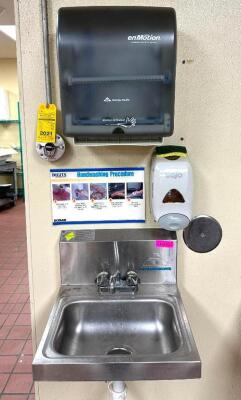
14;0;40;398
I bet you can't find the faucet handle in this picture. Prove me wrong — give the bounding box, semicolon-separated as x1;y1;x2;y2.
96;271;110;287
126;270;139;287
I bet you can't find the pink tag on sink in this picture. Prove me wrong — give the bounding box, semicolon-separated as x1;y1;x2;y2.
155;240;174;248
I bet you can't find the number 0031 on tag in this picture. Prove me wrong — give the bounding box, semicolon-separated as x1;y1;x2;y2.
36;103;56;143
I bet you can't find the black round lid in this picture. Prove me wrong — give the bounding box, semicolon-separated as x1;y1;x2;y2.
183;215;222;253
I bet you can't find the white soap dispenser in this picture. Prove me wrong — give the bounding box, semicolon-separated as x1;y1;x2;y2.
151;146;193;231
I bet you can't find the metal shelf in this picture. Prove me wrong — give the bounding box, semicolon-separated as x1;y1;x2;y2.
0;102;24;199
0;120;19;124
0;161;17;202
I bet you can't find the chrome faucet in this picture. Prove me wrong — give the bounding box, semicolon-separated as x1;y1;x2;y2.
96;269;139;293
109;270;121;292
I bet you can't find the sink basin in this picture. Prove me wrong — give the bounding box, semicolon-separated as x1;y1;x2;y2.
33;229;201;381
33;285;201;381
54;299;181;357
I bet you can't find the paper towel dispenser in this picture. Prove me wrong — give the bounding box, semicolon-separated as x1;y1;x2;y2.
57;7;177;141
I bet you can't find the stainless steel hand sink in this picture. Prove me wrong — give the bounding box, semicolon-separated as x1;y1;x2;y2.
33;229;201;381
54;298;180;357
33;287;201;381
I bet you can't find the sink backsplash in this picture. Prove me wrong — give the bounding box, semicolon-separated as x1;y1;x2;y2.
59;229;177;286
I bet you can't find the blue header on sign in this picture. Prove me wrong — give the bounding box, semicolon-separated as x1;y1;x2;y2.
50;167;144;172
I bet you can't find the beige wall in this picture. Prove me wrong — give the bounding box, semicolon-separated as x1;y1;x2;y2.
0;59;20;175
0;59;18;95
15;1;241;399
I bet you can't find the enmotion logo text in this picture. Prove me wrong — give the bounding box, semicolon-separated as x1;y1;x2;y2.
128;34;161;41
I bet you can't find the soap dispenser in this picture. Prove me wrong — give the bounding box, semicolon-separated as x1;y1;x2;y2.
151;146;193;231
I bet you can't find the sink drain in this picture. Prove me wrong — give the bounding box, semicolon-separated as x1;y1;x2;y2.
106;347;132;356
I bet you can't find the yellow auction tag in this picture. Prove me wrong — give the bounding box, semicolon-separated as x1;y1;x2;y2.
36;103;56;143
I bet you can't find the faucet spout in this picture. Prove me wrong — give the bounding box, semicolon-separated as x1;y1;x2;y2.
113;241;120;270
109;270;121;292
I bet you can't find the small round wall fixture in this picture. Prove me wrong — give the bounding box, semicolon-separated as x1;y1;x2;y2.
36;134;65;161
183;215;222;253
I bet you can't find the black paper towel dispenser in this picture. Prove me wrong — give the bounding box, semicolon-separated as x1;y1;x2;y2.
57;7;176;141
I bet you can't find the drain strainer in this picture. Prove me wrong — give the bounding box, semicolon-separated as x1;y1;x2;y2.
106;347;132;356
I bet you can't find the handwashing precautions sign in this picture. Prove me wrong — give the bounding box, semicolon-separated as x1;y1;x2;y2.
50;168;145;225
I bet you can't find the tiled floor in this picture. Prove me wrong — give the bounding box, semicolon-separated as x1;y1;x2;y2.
0;201;34;400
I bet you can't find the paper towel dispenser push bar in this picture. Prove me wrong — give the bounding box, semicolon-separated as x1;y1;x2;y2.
57;7;177;140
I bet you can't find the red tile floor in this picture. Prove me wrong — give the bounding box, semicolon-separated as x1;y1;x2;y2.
0;201;34;400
